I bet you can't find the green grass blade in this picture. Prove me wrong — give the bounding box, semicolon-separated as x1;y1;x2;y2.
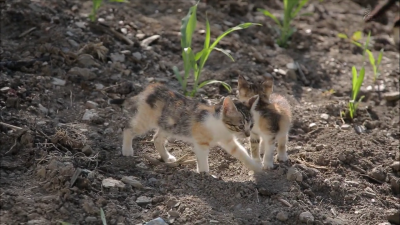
257;8;282;27
351;66;357;98
366;49;375;69
377;49;384;66
351;40;363;48
337;33;348;39
354;66;365;100
351;31;363;41
204;14;211;51
214;47;234;61
100;208;107;225
181;2;198;48
172;66;183;87
209;23;261;50
292;0;309;18
197;80;232;92
195;50;203;61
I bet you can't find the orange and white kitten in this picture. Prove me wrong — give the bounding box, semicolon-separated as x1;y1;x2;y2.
109;83;262;173
237;74;292;169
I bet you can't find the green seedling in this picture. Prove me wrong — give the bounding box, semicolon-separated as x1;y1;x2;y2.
366;48;384;84
338;31;364;48
89;0;127;22
348;66;365;119
173;1;261;97
257;0;315;48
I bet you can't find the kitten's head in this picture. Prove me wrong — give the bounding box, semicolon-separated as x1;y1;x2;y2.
221;96;259;138
237;74;273;102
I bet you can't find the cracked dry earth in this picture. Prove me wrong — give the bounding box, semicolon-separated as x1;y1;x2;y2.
0;0;399;224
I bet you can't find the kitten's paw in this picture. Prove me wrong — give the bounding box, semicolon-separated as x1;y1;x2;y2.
262;162;276;170
277;152;288;162
122;147;134;156
163;155;177;163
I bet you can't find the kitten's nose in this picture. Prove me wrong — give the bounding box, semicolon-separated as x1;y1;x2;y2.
245;131;250;137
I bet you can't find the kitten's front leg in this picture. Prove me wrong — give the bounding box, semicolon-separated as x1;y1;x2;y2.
122;128;134;156
153;129;176;163
276;134;288;162
250;132;262;162
193;143;210;173
261;135;276;170
219;138;262;172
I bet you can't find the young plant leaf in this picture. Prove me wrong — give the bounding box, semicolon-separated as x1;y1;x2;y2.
351;31;363;41
180;1;198;48
366;49;376;74
257;8;282;27
204;14;211;51
377;49;384;66
197;80;232;92
354;66;365;100
352;66;357;95
292;0;310;19
100;208;107;225
214;47;235;61
351;40;363;48
172;66;183;87
337;33;348;39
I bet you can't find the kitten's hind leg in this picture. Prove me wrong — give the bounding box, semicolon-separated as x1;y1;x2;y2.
276;133;288;162
250;132;262;162
122;115;152;156
219;138;262;172
261;135;276;170
192;143;210;173
153;129;176;163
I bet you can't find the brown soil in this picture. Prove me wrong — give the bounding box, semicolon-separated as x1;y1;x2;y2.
0;0;399;224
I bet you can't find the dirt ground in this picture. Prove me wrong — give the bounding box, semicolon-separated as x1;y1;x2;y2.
0;0;399;224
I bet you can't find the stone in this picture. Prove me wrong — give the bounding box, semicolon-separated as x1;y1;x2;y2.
136;196;152;206
386;209;400;224
341;124;351;130
110;53;125;63
168;210;180;218
85;216;98;223
316;144;324;151
299;211;314;223
85;101;98;109
81;145;93;156
320;113;329;120
82;109;98;121
132;52;142;60
141;35;160;50
390;176;400;194
38;104;49;114
52;78;66;86
368;166;386;182
102;178;125;188
383;91;399;101
287;167;303;182
77;54;100;67
390;161;400;171
276;211;288;221
121;176;143;189
145;217;168;225
309;123;317;128
286;62;298;70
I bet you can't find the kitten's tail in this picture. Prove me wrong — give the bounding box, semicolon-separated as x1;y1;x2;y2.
108;98;125;105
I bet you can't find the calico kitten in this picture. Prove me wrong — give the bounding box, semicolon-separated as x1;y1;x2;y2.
237;74;292;169
108;83;262;173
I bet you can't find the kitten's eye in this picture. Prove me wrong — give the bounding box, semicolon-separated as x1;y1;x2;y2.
250;124;253;129
238;125;244;130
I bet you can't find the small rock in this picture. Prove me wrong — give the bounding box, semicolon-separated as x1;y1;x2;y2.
81;145;93;156
38;104;49;114
52;78;66;86
82;109;98;121
95;83;105;90
309;123;317;128
136;33;146;40
316;144;324;151
102;178;125;188
286;62;298;70
85;216;98;223
110;53;125;63
136;196;152;206
168;210;180;218
75;21;86;28
0;87;10;92
378;222;391;225
287;167;303;182
286;69;297;81
368;166;386;182
121;176;143;189
120;50;131;54
390;176;400;194
274;68;286;75
27;219;49;225
299;211;314;223
341;124;351;130
386;209;400;224
141;35;160;50
85;101;98;109
103;127;114;134
68;67;97;81
145;217;168;225
276;211;288;221
210;220;219;223
77;54;99;67
132;52;142;60
383;91;399;102
391;161;400;171
320;113;329;120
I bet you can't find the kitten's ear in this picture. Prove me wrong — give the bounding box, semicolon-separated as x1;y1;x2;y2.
262;74;274;98
222;96;238;115
238;75;248;88
247;95;260;110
